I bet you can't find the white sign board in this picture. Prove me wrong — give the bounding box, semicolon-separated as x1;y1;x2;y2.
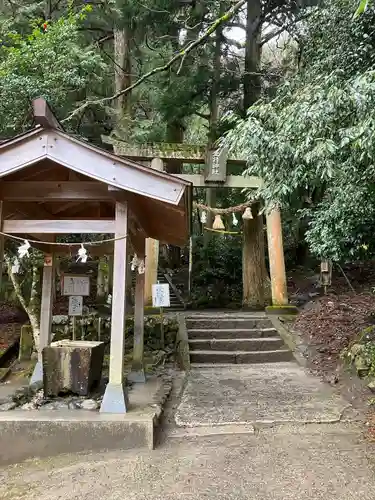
152;284;170;308
62;274;90;296
68;296;83;316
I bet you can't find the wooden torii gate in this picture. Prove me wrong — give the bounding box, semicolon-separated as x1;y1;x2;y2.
103;136;288;307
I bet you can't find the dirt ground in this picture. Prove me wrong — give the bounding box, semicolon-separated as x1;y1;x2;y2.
286;263;375;441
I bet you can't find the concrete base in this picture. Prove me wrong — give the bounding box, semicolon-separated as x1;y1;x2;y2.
265;305;298;315
100;382;129;413
29;360;43;385
0;410;155;466
127;370;147;384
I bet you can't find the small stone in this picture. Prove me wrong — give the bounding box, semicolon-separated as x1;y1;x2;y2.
354;355;370;377
367;379;375;393
68;401;81;410
29;381;43;393
350;344;363;356
0;401;17;411
20;402;36;410
80;399;99;411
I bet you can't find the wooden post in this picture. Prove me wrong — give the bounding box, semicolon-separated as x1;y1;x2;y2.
266;206;288;306
100;201;129;413
144;238;158;305
144;158;164;305
30;253;56;385
128;269;146;383
242;205;265;309
188;236;193;297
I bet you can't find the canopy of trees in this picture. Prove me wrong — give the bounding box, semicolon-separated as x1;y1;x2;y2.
228;0;375;262
1;0;373;269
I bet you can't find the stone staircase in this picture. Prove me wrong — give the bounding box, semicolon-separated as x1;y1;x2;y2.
186;314;294;364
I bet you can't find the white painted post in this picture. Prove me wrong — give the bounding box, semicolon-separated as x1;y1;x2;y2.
30;253;56;385
100;201;129;413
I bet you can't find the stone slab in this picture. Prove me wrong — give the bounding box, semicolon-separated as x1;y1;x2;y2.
0;376;172;465
188;338;284;351
0;409;155;465
175;363;350;427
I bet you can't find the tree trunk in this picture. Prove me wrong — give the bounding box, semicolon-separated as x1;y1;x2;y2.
7;261;41;349
114;25;132;129
242;204;265;309
243;0;262;112
241;1;266;304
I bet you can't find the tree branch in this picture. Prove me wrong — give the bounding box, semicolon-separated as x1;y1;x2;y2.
62;0;247;123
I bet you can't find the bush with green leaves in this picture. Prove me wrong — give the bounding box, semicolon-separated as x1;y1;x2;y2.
191;235;242;308
0;6;107;137
226;0;375;262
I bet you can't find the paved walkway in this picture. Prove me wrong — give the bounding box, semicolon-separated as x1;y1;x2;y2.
175;363;349;427
0;425;374;499
1;362;374;499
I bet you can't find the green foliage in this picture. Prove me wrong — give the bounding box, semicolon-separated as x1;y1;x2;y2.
191;235;242;308
0;7;107;137
342;326;375;378
227;0;375;261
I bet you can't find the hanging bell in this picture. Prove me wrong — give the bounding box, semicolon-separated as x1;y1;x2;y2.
200;210;207;224
242;207;253;220
232;213;238;226
213;214;225;230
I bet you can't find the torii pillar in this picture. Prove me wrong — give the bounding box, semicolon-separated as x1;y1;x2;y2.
144;158;164;305
266;206;288;306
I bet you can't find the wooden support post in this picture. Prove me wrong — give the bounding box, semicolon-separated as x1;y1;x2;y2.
242;204;265;310
100;201;129;413
30;253;56;385
128;270;146;383
144;157;164;305
144;238;158;305
266;206;288;306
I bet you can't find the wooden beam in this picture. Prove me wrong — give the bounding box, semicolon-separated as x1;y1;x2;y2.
3;219;115;234
102;136;209;163
4;202;54;220
171;174;262;189
32;98;63;130
0;182;114;202
100;201;129;413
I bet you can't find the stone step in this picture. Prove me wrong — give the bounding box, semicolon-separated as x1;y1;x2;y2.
186;318;273;330
187;328;278;340
188;337;285;352
189;349;294;364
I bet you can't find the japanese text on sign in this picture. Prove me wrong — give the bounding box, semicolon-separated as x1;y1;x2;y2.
152;284;170;308
68;296;83;316
62;275;90;296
